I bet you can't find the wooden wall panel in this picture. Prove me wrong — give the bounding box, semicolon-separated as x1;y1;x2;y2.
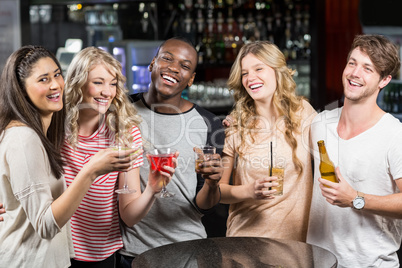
325;0;362;105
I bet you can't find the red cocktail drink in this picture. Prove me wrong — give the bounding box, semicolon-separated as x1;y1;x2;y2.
146;148;177;198
149;153;174;172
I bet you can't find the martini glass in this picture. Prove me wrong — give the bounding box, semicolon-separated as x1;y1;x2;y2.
113;143;140;194
147;148;176;198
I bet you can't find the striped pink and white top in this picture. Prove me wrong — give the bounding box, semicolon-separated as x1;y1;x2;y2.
62;119;143;262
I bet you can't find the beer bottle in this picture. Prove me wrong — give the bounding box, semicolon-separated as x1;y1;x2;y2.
317;140;338;184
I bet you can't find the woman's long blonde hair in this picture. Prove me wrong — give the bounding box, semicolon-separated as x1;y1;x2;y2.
64;47;141;147
227;41;304;176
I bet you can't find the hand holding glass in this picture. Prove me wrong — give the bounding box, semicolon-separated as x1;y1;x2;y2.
194;145;216;172
270;164;284;196
147;148;177;198
112;143;141;194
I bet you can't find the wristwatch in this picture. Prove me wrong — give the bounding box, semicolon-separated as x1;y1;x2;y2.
352;191;365;210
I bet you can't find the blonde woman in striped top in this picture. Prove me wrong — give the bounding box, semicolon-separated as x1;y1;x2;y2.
62;47;175;267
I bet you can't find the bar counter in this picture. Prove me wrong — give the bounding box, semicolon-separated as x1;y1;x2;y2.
132;237;337;268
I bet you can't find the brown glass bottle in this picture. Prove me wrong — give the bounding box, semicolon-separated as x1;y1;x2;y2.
317;140;338;183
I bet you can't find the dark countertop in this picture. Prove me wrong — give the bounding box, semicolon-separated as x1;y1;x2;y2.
132;237;337;268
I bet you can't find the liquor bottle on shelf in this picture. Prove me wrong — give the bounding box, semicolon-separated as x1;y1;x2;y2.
205;9;217;63
215;11;225;62
226;0;234;6
237;13;246;44
194;0;205;9
170;0;312;72
244;0;255;9
224;7;237;63
195;9;205;41
383;85;391;113
244;12;257;42
215;0;225;9
183;12;196;45
302;3;311;59
231;7;244;60
284;9;296;60
256;11;267;41
397;84;402;114
273;8;285;49
292;4;304;59
207;0;214;9
184;0;194;10
389;85;396;113
266;16;275;44
195;9;206;64
392;84;400;113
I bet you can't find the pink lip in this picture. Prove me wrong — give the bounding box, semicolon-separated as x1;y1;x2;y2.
46;93;61;102
249;83;263;92
347;79;363;89
161;73;179;85
94;98;110;106
162;78;175;86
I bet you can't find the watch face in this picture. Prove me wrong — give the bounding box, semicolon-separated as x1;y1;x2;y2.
353;197;365;210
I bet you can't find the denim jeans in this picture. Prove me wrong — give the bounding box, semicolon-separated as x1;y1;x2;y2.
70;253;116;268
116;253;134;268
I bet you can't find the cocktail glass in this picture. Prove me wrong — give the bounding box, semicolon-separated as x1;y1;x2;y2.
147;148;177;198
113;143;141;194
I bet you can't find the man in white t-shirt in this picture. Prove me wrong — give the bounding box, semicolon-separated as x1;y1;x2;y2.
307;34;402;267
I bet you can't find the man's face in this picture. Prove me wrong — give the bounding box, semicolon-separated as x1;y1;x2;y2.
149;39;197;99
342;47;390;103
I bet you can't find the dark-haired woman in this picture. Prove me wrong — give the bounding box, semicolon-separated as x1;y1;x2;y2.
0;46;137;267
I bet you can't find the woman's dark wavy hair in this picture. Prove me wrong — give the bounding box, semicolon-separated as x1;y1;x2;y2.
0;45;65;179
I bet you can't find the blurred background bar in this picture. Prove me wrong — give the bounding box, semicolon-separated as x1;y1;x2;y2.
2;0;402;121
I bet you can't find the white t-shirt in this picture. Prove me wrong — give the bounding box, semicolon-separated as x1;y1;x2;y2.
307;108;402;268
0;126;74;268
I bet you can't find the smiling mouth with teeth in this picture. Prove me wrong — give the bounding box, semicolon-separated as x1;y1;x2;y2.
250;84;263;90
47;93;60;99
162;74;178;84
95;98;108;103
348;80;363;87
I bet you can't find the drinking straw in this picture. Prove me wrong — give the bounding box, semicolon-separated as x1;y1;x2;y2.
269;141;273;190
270;141;273;176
